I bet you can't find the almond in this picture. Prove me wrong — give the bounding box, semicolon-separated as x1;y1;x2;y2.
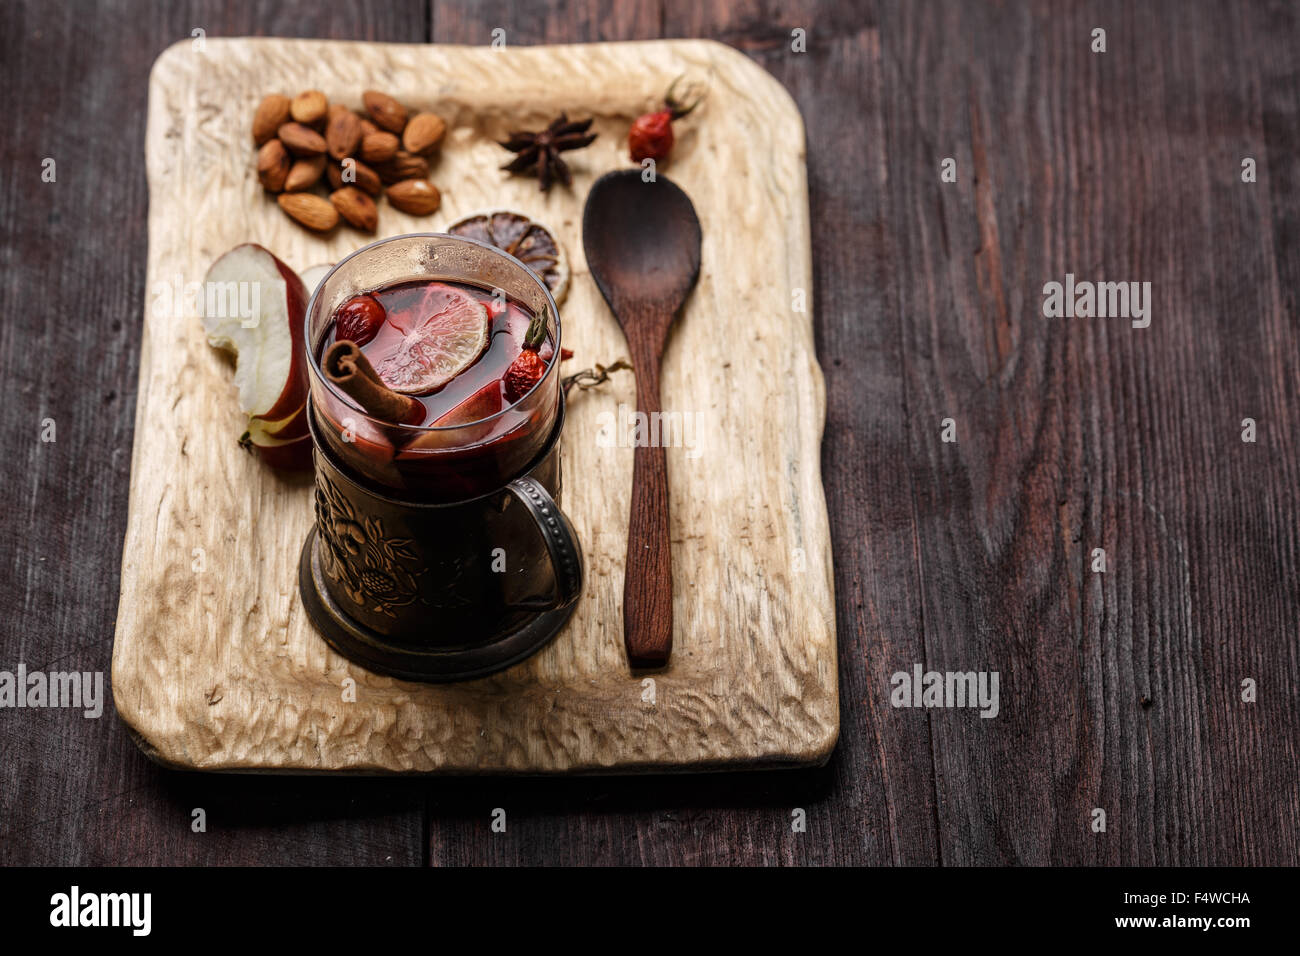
256;138;290;192
290;89;329;127
277;193;339;232
376;150;429;184
330;187;378;232
403;112;446;155
358;116;379;137
252;94;291;145
362;90;407;133
359;131;399;164
327;158;383;197
386;179;440;216
284;155;326;192
326;109;363;160
277;122;327;157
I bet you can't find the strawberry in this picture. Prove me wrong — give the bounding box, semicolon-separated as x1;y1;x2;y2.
335;294;385;346
502;309;550;402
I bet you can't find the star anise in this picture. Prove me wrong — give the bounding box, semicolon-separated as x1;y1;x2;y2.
499;114;597;192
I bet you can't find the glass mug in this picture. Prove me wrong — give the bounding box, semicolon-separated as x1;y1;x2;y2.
297;234;584;682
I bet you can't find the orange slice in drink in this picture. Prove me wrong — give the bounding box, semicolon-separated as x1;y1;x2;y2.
372;283;489;395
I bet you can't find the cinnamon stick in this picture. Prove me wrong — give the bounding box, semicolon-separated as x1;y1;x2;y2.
323;340;422;425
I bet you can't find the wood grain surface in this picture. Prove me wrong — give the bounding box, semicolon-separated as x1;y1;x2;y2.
2;0;1298;865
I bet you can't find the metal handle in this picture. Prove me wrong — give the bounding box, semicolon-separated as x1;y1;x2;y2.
505;476;584;612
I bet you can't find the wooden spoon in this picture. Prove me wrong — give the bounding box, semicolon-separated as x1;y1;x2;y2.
583;170;702;667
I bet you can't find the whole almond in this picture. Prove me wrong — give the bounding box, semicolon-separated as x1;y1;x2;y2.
277;193;339;232
252;94;291;145
376;150;429;184
403;112;446;155
256;138;290;192
359;131;399;164
363;90;407;133
277;122;327;157
358;116;379;137
290;89;329;127
284;155;327;192
326;109;363;160
330;187;378;232
386;179;440;216
328;158;382;197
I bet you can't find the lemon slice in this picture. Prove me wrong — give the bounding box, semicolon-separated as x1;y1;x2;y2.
447;210;569;305
372;283;489;395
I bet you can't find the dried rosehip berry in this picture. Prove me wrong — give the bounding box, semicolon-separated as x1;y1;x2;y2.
629;110;675;164
504;348;548;403
334;294;385;346
628;76;705;165
502;310;550;402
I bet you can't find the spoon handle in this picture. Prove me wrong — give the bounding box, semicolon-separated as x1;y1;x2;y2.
623;353;673;666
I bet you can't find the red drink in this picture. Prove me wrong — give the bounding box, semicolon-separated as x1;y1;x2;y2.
298;234;583;676
324;281;557;424
306;241;562;502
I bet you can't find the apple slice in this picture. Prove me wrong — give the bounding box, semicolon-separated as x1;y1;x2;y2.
202;244;310;468
434;380;504;428
244;399;308;444
396;381;503;458
298;262;335;297
243;261;333;447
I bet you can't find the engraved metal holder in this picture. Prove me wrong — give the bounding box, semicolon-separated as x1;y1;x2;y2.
299;395;582;682
297;234;583;682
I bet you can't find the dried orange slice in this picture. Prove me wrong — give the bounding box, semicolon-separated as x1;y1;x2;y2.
372;283;489;395
447;210;569;304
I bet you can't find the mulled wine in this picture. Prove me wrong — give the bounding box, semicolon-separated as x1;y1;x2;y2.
298;232;582;681
308;270;561;501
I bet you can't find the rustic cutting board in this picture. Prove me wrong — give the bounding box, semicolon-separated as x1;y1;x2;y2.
112;37;836;773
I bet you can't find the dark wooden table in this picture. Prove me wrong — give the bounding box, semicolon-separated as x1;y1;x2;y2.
2;0;1297;866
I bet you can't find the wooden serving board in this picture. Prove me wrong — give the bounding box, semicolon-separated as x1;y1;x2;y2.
112;37;836;773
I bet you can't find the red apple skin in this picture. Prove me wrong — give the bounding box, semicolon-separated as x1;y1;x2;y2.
247;432;313;471
274;401;310;441
433;381;503;427
246;244;310;426
247;398;309;443
396;382;502;459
